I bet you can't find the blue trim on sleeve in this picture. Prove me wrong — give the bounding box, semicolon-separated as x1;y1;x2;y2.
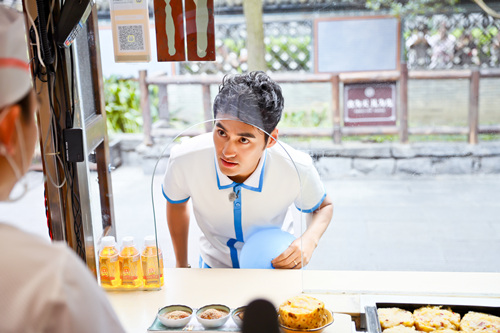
296;192;327;213
162;185;190;204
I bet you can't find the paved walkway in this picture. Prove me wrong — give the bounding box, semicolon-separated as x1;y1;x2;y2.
1;168;499;273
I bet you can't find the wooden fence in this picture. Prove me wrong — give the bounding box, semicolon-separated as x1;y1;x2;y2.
139;65;500;145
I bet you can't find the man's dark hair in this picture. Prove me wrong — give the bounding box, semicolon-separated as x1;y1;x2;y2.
213;71;284;135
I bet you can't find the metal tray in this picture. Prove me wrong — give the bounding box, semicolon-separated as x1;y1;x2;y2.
365;302;500;333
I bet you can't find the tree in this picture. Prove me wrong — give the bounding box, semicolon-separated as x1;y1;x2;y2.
243;0;267;71
365;0;500;17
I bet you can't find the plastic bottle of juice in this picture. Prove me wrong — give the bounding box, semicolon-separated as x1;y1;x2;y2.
119;236;143;289
141;235;164;289
99;236;121;288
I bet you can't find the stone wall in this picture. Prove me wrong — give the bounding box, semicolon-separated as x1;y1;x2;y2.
308;142;500;178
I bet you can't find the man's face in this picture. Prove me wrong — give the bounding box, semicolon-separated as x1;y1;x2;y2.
213;119;277;184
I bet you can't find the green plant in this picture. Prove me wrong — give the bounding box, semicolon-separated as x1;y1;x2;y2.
104;77;161;134
104;77;143;133
365;0;460;16
265;36;311;71
281;108;329;128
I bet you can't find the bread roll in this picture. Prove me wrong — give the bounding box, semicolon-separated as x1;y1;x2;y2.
383;325;417;333
413;306;460;332
460;311;500;333
378;308;414;330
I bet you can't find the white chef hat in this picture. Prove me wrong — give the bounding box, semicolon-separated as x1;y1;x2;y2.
0;6;31;110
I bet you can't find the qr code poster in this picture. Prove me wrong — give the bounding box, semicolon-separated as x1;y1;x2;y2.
117;25;146;52
110;0;151;62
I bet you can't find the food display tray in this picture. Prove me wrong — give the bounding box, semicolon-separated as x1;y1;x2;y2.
365;302;500;333
147;316;240;332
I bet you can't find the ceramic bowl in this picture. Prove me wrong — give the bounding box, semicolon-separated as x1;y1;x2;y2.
196;304;231;329
231;306;246;328
157;304;193;328
278;309;334;333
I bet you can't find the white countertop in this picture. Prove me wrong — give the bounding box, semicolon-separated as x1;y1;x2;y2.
106;269;500;333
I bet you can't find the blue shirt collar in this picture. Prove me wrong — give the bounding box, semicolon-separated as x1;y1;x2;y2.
215;150;267;192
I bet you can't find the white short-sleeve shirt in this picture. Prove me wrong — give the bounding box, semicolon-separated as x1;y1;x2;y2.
162;133;326;268
0;224;126;333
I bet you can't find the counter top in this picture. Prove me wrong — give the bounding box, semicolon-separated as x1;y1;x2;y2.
106;269;500;333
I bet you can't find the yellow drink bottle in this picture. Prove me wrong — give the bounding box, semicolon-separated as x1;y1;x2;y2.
99;236;121;288
141;235;164;289
119;236;143;289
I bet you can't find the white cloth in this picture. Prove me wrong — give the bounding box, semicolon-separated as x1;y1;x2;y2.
0;6;32;109
162;133;326;268
0;223;126;333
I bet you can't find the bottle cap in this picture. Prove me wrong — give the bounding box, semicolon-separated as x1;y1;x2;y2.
101;236;116;248
122;236;134;247
144;235;156;247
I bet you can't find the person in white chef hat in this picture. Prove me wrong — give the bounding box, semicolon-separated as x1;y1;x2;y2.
0;5;126;333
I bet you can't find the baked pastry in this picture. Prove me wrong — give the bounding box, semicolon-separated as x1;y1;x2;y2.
383;325;417;333
460;311;500;333
278;295;327;329
378;308;414;329
413;306;460;332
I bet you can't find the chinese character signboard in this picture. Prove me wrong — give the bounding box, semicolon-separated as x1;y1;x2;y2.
344;83;397;126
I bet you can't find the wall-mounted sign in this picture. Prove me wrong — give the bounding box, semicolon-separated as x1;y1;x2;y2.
344;83;397;127
314;16;400;73
154;0;215;62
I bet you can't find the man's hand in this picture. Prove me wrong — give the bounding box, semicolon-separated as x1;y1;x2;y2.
271;194;333;269
270;236;316;269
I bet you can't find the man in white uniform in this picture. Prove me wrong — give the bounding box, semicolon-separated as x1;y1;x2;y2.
0;6;125;332
163;72;333;269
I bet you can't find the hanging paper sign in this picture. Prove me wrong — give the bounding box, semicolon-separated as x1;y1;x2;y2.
109;0;152;63
154;0;186;61
184;0;215;61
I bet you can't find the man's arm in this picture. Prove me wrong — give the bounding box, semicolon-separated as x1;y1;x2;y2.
166;200;191;268
271;194;333;269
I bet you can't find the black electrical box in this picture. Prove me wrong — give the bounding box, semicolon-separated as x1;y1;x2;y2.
63;128;84;163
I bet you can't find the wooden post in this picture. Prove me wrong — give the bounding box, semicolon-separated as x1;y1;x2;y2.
202;84;213;132
158;83;169;124
468;69;480;145
139;70;153;146
399;63;409;144
331;75;341;144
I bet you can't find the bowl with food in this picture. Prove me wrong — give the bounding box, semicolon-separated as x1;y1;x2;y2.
231;306;246;328
157;304;193;328
196;304;231;329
